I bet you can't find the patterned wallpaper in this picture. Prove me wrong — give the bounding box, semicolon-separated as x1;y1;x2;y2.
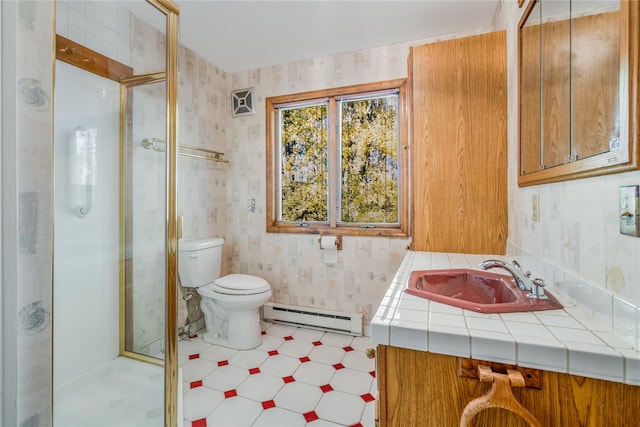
226;45;415;328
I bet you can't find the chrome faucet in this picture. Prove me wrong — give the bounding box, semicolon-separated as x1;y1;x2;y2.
479;259;548;299
479;259;533;291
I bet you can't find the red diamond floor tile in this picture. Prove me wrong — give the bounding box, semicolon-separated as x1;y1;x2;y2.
312;341;323;346
188;353;200;360
262;399;276;410
249;367;261;375
361;393;375;403
189;380;203;389
224;389;237;398
343;346;354;352
282;375;295;384
299;356;311;363
268;350;279;356
192;418;206;427
320;384;333;393
284;335;294;341
218;360;229;367
303;411;319;422
332;363;345;370
369;370;376;378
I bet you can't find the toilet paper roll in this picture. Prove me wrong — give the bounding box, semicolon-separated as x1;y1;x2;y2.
320;236;338;264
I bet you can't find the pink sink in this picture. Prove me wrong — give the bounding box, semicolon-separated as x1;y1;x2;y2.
405;269;563;313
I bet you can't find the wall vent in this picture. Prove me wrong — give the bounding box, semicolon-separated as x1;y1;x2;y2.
231;87;255;117
263;302;363;336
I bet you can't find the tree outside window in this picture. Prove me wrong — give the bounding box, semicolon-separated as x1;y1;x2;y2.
266;79;408;237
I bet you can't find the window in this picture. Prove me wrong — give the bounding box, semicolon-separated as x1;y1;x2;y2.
266;80;408;237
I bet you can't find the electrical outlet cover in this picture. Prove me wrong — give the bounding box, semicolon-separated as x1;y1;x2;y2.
619;185;640;237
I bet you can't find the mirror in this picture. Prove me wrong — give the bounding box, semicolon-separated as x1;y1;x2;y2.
518;0;639;186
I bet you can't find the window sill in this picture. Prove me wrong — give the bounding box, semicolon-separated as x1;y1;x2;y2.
266;222;409;238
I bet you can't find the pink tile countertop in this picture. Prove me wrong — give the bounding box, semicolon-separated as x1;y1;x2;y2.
370;251;640;386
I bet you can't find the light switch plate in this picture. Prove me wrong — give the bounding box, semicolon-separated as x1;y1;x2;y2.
619;185;640;237
532;194;540;222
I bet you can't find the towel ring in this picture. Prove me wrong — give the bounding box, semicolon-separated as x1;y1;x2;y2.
460;364;542;427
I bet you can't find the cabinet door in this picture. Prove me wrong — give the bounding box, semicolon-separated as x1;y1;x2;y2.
410;31;507;254
378;346;640;427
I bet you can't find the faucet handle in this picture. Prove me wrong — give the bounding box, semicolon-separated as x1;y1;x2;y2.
527;278;548;299
512;260;532;277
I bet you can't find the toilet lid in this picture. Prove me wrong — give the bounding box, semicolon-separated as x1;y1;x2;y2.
214;274;270;292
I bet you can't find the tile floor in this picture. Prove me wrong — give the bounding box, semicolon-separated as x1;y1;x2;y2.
179;322;377;427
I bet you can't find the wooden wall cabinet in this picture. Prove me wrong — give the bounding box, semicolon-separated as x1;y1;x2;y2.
410;31;507;255
376;345;640;427
518;0;640;186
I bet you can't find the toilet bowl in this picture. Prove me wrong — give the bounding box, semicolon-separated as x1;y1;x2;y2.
178;238;272;350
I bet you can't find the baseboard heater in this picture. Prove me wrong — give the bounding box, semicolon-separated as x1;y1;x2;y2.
263;302;363;336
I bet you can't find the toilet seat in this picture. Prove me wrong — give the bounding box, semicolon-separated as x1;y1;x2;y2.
199;274;270;297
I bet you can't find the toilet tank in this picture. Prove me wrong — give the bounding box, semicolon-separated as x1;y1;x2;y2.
178;238;224;288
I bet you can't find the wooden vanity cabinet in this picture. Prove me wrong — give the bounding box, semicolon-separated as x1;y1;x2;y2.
376;345;640;427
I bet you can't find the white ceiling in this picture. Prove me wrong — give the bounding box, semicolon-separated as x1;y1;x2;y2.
173;1;501;73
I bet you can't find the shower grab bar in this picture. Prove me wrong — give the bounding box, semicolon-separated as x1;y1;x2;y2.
142;138;229;163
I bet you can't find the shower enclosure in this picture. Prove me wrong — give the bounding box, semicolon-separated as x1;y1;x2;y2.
53;1;179;425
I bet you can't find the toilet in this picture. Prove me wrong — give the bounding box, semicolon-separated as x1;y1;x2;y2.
178;238;272;349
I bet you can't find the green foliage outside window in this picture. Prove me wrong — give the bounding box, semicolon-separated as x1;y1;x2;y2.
277;91;400;226
280;104;328;222
341;96;399;223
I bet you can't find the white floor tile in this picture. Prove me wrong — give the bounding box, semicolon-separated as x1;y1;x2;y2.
206;396;263;427
320;332;354;348
308;345;345;365
361;401;377;426
257;334;286;351
315;390;365;426
350;335;374;352
229;348;269;368
274;382;323;413
199;344;238;362
179;326;373;427
202;364;250;391
181;358;218;382
236;373;285;401
183;386;224;421
305;420;344;427
342;349;376;372
178;337;212;355
260;354;301;377
279;339;315;358
292;328;325;342
265;323;299;337
292;361;336;386
252;407;307;426
330;369;373;395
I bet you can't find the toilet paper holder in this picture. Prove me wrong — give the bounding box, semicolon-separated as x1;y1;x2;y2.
318;235;342;250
